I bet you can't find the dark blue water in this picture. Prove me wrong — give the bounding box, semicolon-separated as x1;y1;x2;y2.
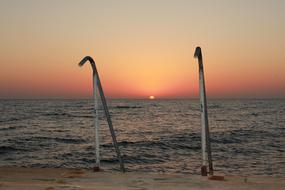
0;99;284;176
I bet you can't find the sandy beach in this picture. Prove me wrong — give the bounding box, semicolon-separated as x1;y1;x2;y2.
0;167;284;190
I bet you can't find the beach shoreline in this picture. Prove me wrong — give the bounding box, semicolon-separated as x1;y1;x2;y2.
0;167;284;190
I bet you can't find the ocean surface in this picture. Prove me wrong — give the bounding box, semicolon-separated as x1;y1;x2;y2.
0;99;284;176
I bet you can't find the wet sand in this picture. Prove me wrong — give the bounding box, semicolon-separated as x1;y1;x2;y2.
0;167;284;190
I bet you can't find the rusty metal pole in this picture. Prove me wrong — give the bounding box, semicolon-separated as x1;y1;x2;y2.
79;56;125;172
194;47;213;176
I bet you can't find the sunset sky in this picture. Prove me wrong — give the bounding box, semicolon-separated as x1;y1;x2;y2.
0;0;284;98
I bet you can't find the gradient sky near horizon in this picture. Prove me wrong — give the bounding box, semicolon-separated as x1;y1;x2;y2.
0;0;284;98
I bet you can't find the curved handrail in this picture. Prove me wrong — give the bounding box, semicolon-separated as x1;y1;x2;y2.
194;46;202;59
194;47;213;176
79;56;97;73
79;56;125;172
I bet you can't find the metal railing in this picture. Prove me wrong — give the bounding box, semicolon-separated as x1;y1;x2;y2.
194;47;214;176
79;56;125;172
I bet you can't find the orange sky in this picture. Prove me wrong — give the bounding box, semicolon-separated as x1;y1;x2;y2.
0;0;284;99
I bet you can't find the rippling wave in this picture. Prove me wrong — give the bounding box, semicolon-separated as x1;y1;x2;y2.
0;99;284;176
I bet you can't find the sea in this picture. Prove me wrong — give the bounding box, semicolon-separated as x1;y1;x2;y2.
0;99;284;176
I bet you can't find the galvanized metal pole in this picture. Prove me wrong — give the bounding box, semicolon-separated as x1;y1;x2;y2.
194;47;213;176
93;70;100;170
94;68;126;173
79;56;125;173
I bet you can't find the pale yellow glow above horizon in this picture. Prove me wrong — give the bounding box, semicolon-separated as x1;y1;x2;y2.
0;0;284;98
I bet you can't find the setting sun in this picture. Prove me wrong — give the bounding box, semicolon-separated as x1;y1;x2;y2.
149;96;155;100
